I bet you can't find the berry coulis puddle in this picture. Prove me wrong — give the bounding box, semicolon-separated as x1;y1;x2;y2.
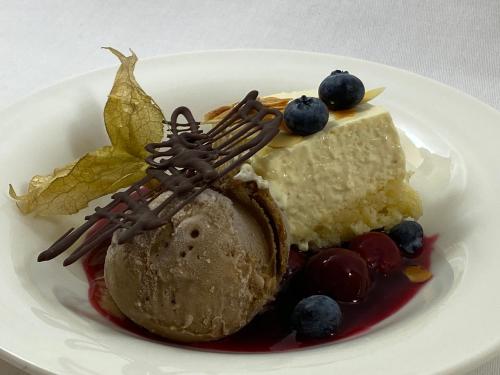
83;233;437;353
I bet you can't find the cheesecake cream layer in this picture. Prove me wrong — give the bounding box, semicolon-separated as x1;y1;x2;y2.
208;90;422;250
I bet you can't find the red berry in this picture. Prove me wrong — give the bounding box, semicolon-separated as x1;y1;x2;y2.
287;248;309;274
350;232;402;275
305;248;371;303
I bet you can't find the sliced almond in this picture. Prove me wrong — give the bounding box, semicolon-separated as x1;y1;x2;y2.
204;96;292;124
203;104;234;123
404;265;433;283
260;96;291;110
361;87;385;103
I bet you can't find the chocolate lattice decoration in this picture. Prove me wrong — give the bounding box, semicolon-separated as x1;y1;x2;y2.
38;90;282;266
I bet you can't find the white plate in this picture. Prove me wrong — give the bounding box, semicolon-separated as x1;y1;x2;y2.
1;50;500;375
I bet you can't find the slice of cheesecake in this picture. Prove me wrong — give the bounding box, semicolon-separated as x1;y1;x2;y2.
205;90;422;250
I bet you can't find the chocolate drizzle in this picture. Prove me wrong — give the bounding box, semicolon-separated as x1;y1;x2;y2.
38;90;282;266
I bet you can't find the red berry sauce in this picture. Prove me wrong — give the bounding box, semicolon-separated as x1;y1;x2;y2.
83;235;437;352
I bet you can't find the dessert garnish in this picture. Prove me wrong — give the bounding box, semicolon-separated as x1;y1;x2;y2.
350;232;402;274
304;248;371;303
361;87;385;103
318;70;366;110
280;70;366;137
283;96;329;135
9;48;165;216
389;220;424;257
403;265;433;283
37;90;282;266
291;295;342;340
205;86;383;124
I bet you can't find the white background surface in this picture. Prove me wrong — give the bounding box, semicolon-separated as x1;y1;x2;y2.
1;1;499;374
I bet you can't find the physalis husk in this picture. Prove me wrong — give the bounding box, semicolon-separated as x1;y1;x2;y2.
9;48;165;216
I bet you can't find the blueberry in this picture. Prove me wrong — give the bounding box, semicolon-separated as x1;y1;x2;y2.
389;220;424;257
284;96;329;136
318;70;365;110
290;295;342;340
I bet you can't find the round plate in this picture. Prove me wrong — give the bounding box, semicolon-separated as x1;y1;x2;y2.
1;50;499;375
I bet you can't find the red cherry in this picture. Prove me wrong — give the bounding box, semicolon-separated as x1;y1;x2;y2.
305;248;371;303
287;248;309;274
350;232;402;275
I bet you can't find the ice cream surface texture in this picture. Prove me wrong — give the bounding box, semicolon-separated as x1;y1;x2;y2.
105;184;288;342
207;90;422;250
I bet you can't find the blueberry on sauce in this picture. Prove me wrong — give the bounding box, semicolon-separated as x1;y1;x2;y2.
389;220;424;257
291;295;342;340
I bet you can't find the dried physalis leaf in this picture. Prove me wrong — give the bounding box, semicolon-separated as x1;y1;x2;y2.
103;47;164;159
9;147;146;216
9;49;164;215
404;265;433;283
361;87;385;103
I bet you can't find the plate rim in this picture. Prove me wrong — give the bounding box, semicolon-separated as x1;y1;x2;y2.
2;48;499;118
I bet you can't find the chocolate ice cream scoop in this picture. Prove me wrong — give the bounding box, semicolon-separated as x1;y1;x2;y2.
104;178;288;342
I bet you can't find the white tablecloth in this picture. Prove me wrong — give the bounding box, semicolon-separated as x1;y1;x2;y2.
1;1;499;373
